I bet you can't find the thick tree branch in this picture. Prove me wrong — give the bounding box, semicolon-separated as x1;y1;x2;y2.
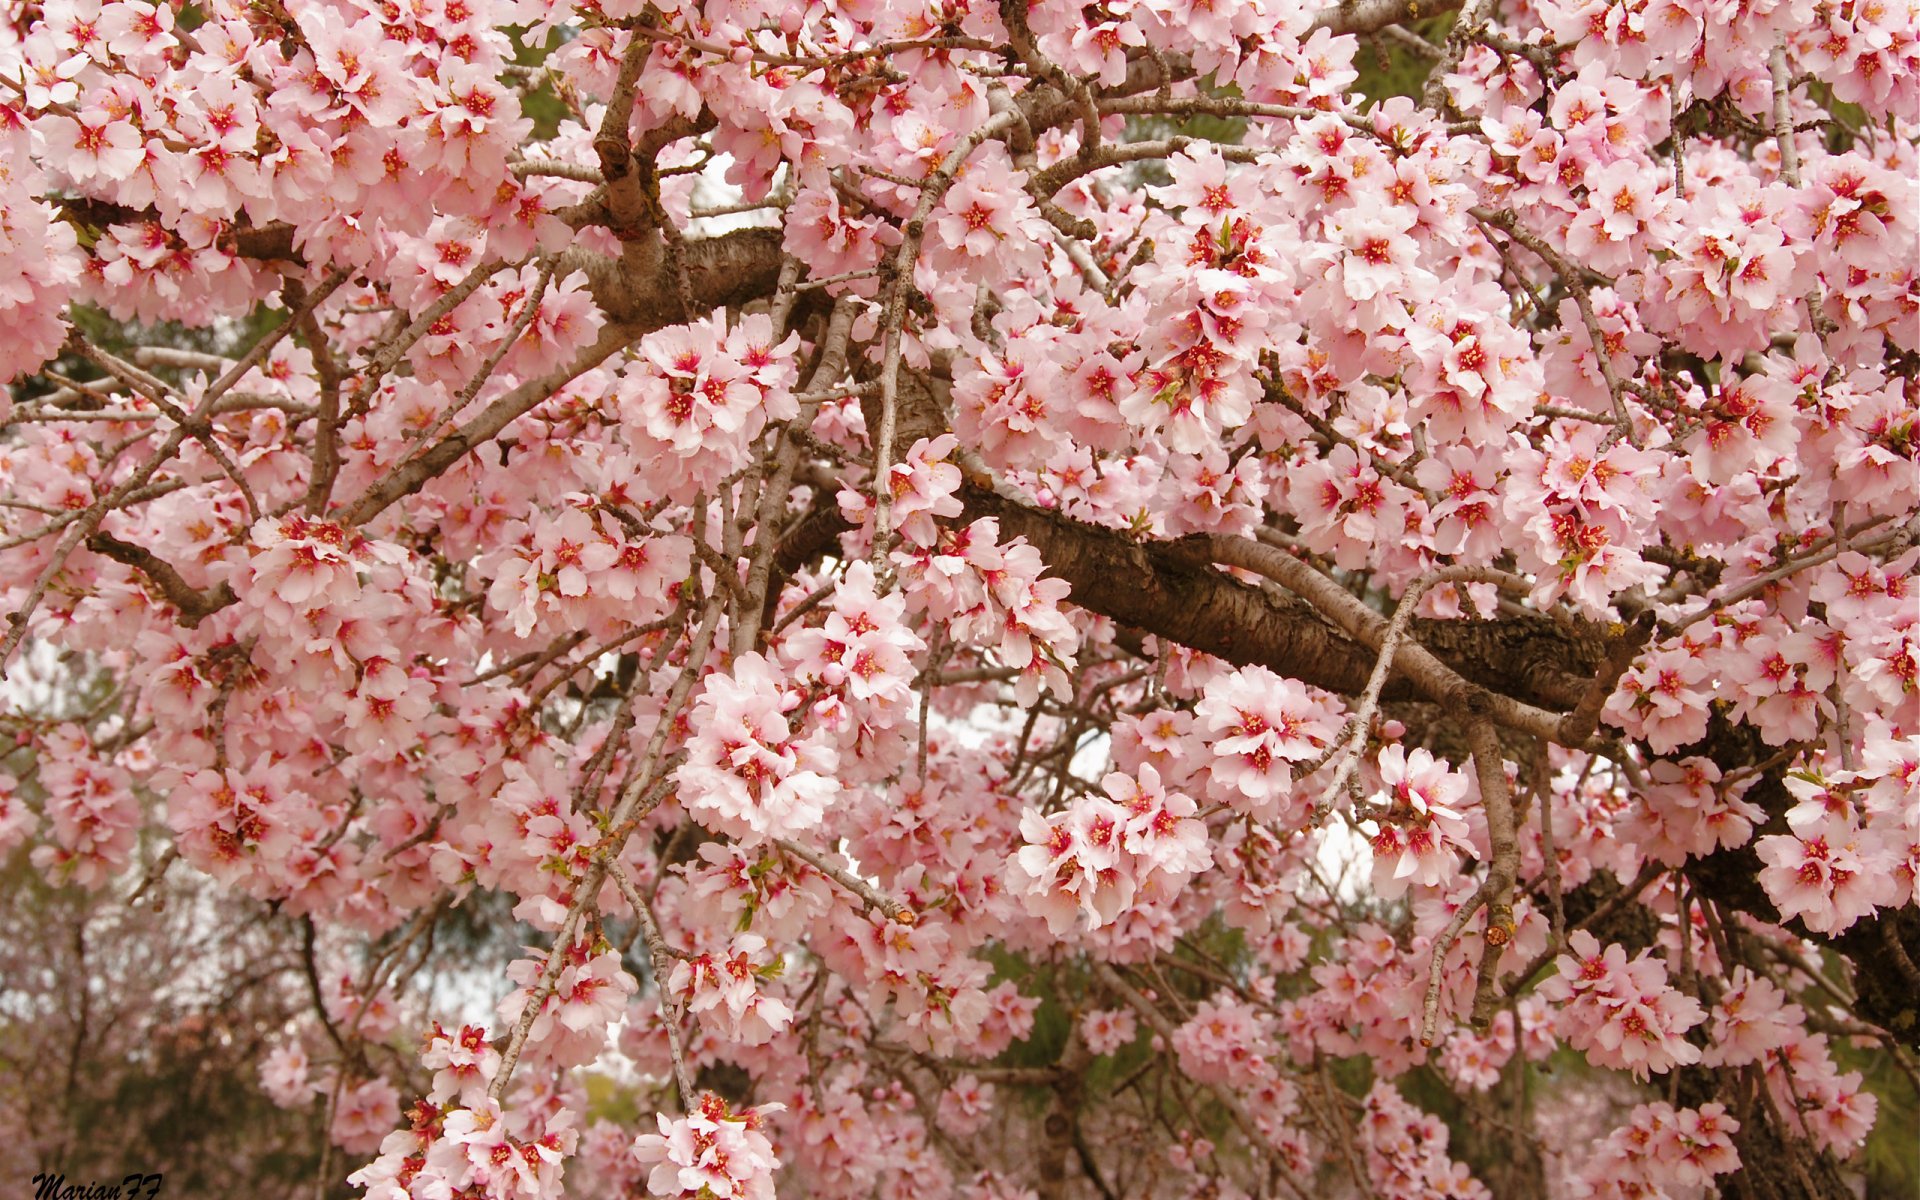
84;533;235;627
960;486;1607;713
773;477;1611;716
558;226;788;326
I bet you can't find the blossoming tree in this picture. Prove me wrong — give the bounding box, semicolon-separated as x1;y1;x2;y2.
1;0;1916;1196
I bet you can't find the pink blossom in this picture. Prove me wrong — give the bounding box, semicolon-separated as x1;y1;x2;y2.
1619;756;1764;866
678;652;840;844
632;1093;783;1200
260;1042;316;1109
1538;931;1706;1080
1754;789;1901;933
1081;1007;1138;1055
1569;1101;1740;1200
331;1077;402;1155
422;1022;502;1107
1171;994;1276;1090
498;941;638;1069
936;1074;995;1135
1194;666;1339;820
670;933;795;1046
1366;745;1473;897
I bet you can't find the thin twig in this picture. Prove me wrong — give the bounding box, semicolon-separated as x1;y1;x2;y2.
776;838;915;925
607;858;698;1107
1421;881;1489;1047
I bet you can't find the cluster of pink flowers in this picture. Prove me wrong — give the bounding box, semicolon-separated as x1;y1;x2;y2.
1755;765;1910;932
781;561;927;773
333;1079;405;1156
0;119;82;384
1502;424;1664;614
428;754;586;913
234;514;401;625
350;1095;579;1200
1355;1083;1491;1200
1007;764;1209;936
1701;968;1879;1153
421;1022;504;1109
1567;1102;1740;1200
1193;666;1340;823
483;506;689;639
257;1037;314;1107
677;652;841;844
497;939;637;1070
1171;994;1277;1090
876;435;965;547
1364;744;1475;897
25;724;138;888
1079;1007;1138;1055
617;311;800;492
891;515;1081;706
670;932;794;1046
677;840;834;941
1435;1002;1555;1092
928;150;1050;280
1290;923;1422;1071
1537;931;1706;1079
632;1093;783;1200
935;1074;996;1136
164;761;311;890
1617;757;1765;867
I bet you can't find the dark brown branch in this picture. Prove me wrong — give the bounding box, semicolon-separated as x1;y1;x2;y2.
558;225;789;326
1556;610;1656;746
60;196;304;264
959;485;1606;710
85;532;234;627
771;478;1611;713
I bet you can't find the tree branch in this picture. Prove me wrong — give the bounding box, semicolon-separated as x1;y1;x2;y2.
84;533;235;627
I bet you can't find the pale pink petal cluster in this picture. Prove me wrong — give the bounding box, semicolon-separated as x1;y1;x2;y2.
421;1022;503;1108
782;560;926;718
1171;994;1276;1090
617;310;800;490
1194;666;1340;821
259;1042;316;1109
331;1077;404;1155
892;517;1080;705
631;1093;783;1200
236;514;397;623
1754;774;1902;933
1365;745;1474;897
27;724;139;888
498;942;638;1069
1537;931;1706;1079
670;933;795;1047
1618;756;1764;866
678;652;840;844
1568;1102;1740;1200
1007;765;1208;935
1080;1007;1138;1055
936;1074;996;1135
1355;1083;1491;1200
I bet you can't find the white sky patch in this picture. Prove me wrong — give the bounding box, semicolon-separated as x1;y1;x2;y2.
683;155;783;240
